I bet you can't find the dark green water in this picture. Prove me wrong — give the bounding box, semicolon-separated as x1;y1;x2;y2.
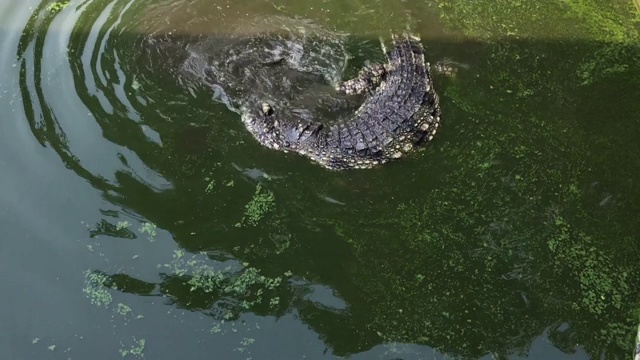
1;0;639;359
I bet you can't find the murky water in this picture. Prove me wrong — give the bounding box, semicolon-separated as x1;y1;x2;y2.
1;0;639;359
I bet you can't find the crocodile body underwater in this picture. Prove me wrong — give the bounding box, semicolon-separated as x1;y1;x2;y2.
241;33;442;170
143;24;443;170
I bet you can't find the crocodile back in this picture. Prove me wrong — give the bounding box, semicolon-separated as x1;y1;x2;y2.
320;33;441;169
242;33;442;170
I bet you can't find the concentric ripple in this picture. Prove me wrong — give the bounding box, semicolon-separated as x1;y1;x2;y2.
17;0;178;192
15;0;358;196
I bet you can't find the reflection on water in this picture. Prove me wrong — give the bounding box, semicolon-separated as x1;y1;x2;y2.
2;0;640;359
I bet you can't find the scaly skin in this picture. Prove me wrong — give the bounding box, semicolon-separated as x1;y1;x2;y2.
241;33;442;170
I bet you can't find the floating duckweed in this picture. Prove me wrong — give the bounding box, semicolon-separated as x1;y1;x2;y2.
559;0;638;42
139;222;157;241
271;233;291;255
238;184;276;226
116;221;130;230
47;0;69;12
577;45;638;86
269;296;280;308
240;337;255;346
237;337;256;353
223;267;282;295
83;270;113;307
166;253;286;315
211;323;223;334
205;177;216;193
236;337;255;354
119;337;145;358
549;215;630;320
116;303;132;316
188;264;226;293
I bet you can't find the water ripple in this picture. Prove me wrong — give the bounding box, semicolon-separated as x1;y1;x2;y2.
16;0;180;191
13;0;357;194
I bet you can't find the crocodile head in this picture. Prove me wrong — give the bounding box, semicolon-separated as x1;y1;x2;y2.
240;102;284;151
241;101;327;153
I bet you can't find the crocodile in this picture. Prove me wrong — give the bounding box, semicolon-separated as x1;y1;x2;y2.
240;32;442;170
142;23;446;170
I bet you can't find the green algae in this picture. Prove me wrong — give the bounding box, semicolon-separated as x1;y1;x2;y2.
162;250;286;315
325;1;640;356
119;337;145;358
435;0;640;88
90;219;137;239
83;270;113;308
139;222;157;241
237;184;276;227
44;0;640;357
116;303;133;316
435;0;570;39
47;0;69;13
549;214;634;350
559;0;639;42
434;0;638;41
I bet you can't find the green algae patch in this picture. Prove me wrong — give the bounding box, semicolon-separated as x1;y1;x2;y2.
561;0;640;86
119;337;145;358
576;42;640;86
83;270;113;307
162;250;287;318
47;0;69;13
435;0;573;39
326;3;640;355
435;0;639;41
548;215;634;350
89;219;137;239
559;0;639;42
434;0;640;89
139;222;157;241
237;184;276;227
116;303;133;316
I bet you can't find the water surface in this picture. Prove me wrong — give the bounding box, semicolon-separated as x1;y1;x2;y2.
1;0;639;359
